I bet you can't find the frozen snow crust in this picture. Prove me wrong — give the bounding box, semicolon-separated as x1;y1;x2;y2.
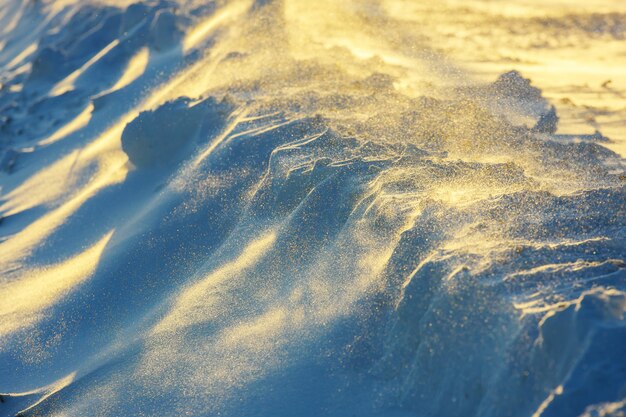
0;1;625;416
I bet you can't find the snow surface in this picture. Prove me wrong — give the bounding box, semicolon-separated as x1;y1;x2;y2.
0;0;625;416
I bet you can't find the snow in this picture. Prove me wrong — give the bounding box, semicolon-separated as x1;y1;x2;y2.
0;0;625;416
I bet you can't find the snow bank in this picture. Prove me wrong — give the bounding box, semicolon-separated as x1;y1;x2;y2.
0;0;624;416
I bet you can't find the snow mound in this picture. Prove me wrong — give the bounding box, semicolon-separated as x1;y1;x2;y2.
121;96;234;168
0;1;625;416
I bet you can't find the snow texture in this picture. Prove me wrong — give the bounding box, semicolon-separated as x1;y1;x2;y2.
0;0;625;416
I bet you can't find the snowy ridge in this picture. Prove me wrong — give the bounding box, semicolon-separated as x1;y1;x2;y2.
0;0;625;416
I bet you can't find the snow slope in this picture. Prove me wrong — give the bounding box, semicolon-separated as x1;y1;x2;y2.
0;0;625;416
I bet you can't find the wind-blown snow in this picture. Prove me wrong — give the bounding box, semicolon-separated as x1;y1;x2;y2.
0;0;625;416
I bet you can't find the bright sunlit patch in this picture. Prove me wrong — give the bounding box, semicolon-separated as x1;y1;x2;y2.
50;39;120;97
104;47;149;94
6;41;37;69
0;231;113;338
3;371;77;417
38;103;94;146
431;186;488;207
152;231;277;333
0;0;24;36
219;307;287;348
183;0;253;53
0;123;128;266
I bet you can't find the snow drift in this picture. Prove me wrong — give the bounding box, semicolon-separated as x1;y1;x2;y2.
0;0;625;416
